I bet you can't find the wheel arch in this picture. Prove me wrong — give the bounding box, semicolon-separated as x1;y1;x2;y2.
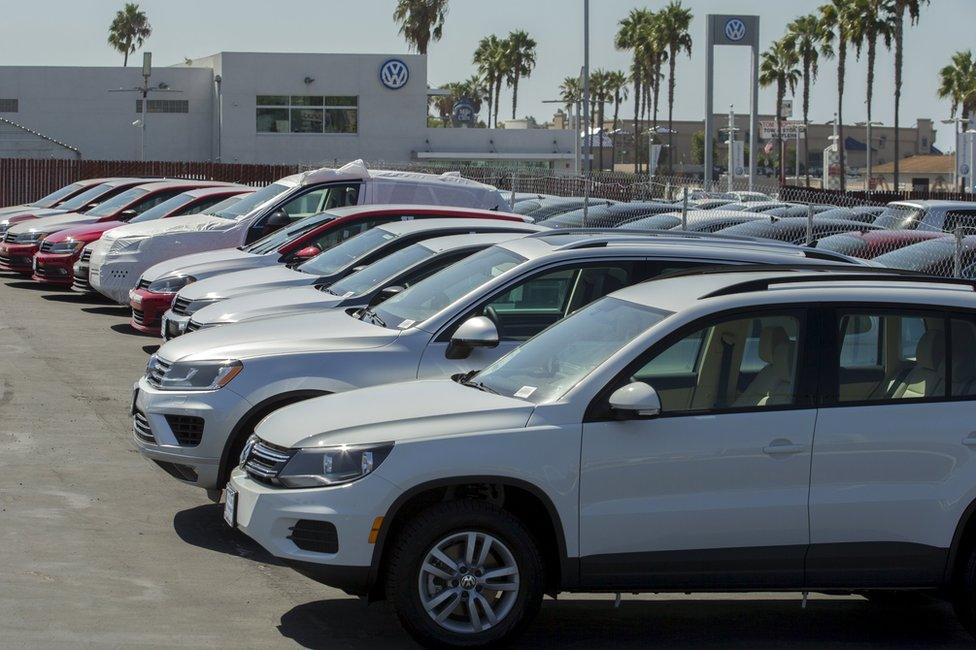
946;495;976;586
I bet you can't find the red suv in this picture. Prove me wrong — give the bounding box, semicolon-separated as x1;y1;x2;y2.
33;186;253;286
128;205;533;335
0;180;228;276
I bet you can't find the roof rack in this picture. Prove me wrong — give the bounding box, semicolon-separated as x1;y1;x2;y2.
698;268;976;299
527;227;800;249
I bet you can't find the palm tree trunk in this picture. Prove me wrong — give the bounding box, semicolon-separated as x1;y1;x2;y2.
486;81;493;130
511;71;520;120
652;66;660;132
894;12;904;191
803;60;811;188
633;79;642;174
777;80;785;185
598;97;606;171
494;79;502;127
837;39;847;192
867;36;877;192
123;38;131;66
667;54;676;176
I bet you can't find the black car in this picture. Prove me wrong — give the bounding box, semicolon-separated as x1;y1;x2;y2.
717;217;882;245
540;201;678;229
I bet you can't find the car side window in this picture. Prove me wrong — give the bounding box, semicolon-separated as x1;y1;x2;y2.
309;221;371;251
280;183;361;220
630;313;802;413
834;311;946;403
944;210;976;234
176;196;227;216
951;316;976;398
130;190;183;213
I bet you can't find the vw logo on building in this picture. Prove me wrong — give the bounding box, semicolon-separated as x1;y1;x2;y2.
380;58;410;90
724;18;747;42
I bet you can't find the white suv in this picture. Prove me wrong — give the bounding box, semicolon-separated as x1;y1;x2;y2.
133;232;858;496
227;267;976;647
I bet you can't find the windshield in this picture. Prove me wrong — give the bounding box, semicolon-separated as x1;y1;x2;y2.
244;211;337;254
328;244;434;296
621;214;681;230
213;182;290;219
873;205;926;230
57;183;117;212
127;193;195;224
203;195;244;215
297;227;396;277
873;237;955;271
372;246;526;328
31;182;85;208
85;187;149;217
474;297;671;403
816;233;870;257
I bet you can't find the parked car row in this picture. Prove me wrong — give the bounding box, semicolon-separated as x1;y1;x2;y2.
7;168;976;647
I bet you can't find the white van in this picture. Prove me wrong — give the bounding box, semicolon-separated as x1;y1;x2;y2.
86;161;507;303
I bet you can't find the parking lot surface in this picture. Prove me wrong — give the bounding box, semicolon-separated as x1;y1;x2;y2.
0;274;973;649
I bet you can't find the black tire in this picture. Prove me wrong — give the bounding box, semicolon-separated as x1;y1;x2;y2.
953;546;976;638
385;500;544;649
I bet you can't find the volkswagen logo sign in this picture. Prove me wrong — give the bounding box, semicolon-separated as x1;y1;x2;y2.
724;18;747;42
380;58;410;90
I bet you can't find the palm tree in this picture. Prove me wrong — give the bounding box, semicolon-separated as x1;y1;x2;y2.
888;0;929;190
657;1;693;175
760;38;802;185
107;3;152;67
848;0;894;189
820;0;854;190
590;69;611;169
459;75;488;123
504;30;537;120
616;8;654;172
938;51;976;189
473;35;507;128
784;14;833;187
605;71;629;135
392;0;449;55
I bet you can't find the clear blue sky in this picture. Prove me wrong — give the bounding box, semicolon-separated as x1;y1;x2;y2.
1;0;972;148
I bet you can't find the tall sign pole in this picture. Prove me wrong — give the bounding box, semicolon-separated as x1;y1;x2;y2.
704;15;760;191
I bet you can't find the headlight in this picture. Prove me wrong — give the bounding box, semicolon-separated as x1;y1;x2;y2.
47;240;84;254
276;442;394;488
109;237;148;255
147;274;196;293
148;355;243;391
15;231;51;244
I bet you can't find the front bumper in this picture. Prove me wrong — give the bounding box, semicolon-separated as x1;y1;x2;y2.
129;289;176;335
71;259;93;292
90;256;142;304
161;310;191;340
132;378;253;491
32;252;77;286
0;242;39;274
227;467;396;595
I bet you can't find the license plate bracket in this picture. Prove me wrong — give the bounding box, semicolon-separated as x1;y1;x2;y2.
130;387;139;416
224;487;237;528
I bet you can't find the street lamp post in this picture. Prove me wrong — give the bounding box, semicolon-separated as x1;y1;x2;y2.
856;121;883;195
719;106;740;193
943;117;970;192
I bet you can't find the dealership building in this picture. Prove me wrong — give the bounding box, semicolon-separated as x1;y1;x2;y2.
0;51;576;168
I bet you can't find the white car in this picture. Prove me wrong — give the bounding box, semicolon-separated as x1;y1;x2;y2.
160;218;546;337
228;267;976;647
86;160;507;303
132;232;860;496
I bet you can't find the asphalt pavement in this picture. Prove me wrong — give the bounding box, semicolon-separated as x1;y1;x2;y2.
0;273;972;648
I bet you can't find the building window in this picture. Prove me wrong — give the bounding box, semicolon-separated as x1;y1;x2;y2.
256;95;358;134
136;99;189;114
0;99;18;112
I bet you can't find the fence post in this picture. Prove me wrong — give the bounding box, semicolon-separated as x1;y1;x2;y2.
955;227;964;278
583;175;590;228
510;170;517;212
681;186;689;230
806;204;814;246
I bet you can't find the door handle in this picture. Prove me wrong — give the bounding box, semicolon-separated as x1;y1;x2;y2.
762;440;806;456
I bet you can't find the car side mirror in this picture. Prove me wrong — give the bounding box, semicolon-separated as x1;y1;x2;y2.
608;382;661;419
263;209;290;234
368;285;404;308
446;316;499;360
119;209;138;220
294;245;320;260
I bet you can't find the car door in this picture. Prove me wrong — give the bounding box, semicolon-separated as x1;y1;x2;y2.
807;307;976;588
245;183;362;244
416;260;649;379
579;307;819;590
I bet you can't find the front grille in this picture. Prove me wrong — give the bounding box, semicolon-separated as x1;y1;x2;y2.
132;307;145;325
243;439;295;485
288;520;339;554
34;264;69;279
185;320;201;333
39;240;54;253
71;269;91;292
80;248;92;263
152;460;198;482
136;278;151;290
0;251;11;266
165;414;205;446
145;357;172;388
133;410;155;444
171;296;192;316
3;232;15;243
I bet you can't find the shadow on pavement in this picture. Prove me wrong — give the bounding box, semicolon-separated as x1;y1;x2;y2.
111;322;155;337
4;280;50;291
277;595;972;649
41;292;110;305
142;344;160;355
82;305;130;316
173;503;281;565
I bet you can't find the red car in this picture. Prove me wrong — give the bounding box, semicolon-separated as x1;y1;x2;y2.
815;229;949;260
0;179;229;276
0;177;121;235
33;186;253;286
128;204;533;335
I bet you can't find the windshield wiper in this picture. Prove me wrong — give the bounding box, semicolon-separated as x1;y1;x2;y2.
359;307;386;328
318;285;340;295
461;377;500;395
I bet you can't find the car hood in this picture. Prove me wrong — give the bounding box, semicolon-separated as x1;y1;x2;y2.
7;212;93;235
99;213;234;243
142;248;268;282
192;284;345;325
256;380;535;449
45;220;124;243
178;265;312;301
158;308;398;362
0;207;66;224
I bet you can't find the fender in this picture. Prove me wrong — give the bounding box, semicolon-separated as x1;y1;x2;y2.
945;495;976;585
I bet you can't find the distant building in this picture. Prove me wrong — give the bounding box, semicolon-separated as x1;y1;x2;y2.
873;154;956;192
0;52;576;168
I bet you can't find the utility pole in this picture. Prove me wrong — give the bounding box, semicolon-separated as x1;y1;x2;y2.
721;106;741;193
108;52;182;162
582;0;591;224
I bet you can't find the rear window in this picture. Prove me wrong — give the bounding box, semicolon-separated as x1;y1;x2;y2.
31;182;85;208
85;187;150;217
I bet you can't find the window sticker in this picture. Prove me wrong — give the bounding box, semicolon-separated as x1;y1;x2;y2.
514;386;537;398
398;319;416;329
